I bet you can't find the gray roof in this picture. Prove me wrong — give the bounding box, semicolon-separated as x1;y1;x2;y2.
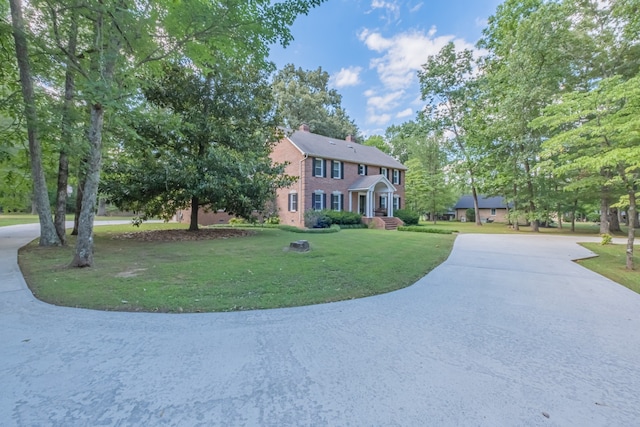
348;174;396;192
454;195;511;209
287;130;407;170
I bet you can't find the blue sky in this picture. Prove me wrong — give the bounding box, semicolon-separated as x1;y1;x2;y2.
269;0;503;137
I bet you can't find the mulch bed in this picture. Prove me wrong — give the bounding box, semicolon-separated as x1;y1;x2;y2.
111;228;255;242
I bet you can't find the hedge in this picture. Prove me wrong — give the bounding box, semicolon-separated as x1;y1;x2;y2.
397;226;456;234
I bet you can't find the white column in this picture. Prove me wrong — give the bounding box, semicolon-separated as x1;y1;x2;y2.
367;189;373;217
387;191;393;217
348;191;352;212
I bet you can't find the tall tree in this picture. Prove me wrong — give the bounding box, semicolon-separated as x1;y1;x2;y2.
272;64;358;139
418;42;484;226
102;62;292;231
8;0;60;245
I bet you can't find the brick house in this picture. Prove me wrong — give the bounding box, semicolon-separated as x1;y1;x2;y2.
271;125;407;229
454;195;510;223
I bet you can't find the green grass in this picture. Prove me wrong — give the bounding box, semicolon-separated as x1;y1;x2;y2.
19;223;454;312
0;214;133;227
577;243;640;294
417;220;636;236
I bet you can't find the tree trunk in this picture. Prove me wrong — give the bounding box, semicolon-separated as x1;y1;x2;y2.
470;184;482;226
609;207;621;233
54;5;79;245
523;158;538;232
72;158;86;236
571;199;577;233
70;104;104;267
625;192;635;270
189;197;199;231
599;196;610;234
97;198;107;216
9;0;60;246
70;7;120;267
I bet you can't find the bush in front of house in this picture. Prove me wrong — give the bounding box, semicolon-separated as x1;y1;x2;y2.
394;209;419;226
323;210;362;225
398;226;456;234
304;210;331;228
465;208;475;223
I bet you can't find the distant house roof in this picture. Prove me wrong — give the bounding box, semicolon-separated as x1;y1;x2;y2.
454;195;511;210
286;130;406;170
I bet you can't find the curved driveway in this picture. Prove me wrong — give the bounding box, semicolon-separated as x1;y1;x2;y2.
1;224;640;426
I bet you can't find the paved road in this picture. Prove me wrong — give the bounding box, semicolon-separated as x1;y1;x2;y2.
1;224;640;426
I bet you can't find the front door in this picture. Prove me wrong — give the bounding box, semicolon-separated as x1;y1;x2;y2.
359;194;366;215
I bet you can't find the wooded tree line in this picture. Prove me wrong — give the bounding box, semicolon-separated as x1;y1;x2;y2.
373;0;639;269
2;0;329;267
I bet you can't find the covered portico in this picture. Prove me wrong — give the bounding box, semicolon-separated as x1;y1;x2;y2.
348;175;397;218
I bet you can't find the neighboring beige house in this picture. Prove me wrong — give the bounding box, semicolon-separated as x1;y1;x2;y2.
454;195;510;223
271;125;407;229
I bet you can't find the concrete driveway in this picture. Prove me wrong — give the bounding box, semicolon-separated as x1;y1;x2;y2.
1;224;640;426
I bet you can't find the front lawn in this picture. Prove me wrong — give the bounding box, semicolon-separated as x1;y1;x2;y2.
19;223;455;312
577;243;640;294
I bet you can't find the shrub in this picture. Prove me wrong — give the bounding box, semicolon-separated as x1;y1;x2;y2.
600;233;613;245
398;226;455;234
323;210;362;225
304;210;331;228
394;209;419;226
465;208;475;223
265;216;280;225
277;224;340;234
229;217;247;226
337;224;368;229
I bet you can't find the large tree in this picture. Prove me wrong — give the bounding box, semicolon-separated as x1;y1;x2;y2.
102;62;292;231
418;42;485;226
272;64;358;139
8;0;60;245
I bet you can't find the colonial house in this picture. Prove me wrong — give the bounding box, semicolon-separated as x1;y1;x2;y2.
454;195;510;223
271;125;407;229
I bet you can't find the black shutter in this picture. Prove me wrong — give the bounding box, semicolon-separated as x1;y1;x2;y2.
330;161;335;178
312;158;317;177
323;193;327;210
341;162;344;179
364;165;368;175
398;170;401;185
311;192;315;209
379;167;383;174
324;159;328;178
387;169;390;179
399;197;402;209
340;194;344;211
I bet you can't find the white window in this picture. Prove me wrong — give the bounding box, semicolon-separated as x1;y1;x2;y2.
332;160;342;179
313;191;324;210
393;169;400;184
393;195;400;210
381;167;387;178
359;164;367;175
331;193;342;211
288;193;298;212
314;158;324;177
490;208;496;216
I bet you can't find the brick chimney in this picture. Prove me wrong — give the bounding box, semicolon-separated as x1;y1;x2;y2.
345;134;356;143
299;123;310;132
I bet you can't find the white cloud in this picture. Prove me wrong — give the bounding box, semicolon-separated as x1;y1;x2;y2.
396;108;414;118
331;66;362;88
359;27;475;91
409;2;423;13
367;112;392;125
370;0;401;23
366;90;404;111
